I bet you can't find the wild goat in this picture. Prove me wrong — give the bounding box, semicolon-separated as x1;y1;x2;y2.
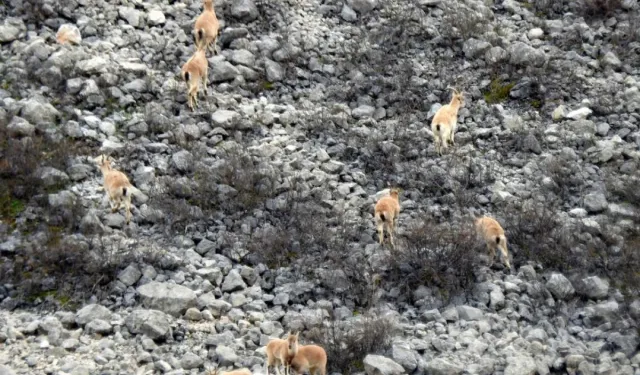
180;46;209;110
56;24;82;45
289;345;327;375
431;87;465;155
374;188;401;247
266;332;299;375
93;154;135;224
475;215;511;269
194;0;220;55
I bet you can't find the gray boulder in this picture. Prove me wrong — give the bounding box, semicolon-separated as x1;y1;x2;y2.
508;42;546;67
75;304;112;326
504;355;537;375
348;0;378;13
125;309;173;340
137;282;197;316
363;355;405;375
425;358;463;375
546;273;574;300
578;276;609;300
222;270;248;292
457;305;484;321
231;0;259;21
391;343;417;372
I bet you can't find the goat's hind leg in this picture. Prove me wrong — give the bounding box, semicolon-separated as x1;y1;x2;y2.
124;195;132;224
387;222;396;248
376;219;384;245
487;244;496;266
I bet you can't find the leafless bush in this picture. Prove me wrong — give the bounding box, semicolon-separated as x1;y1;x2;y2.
149;145;280;228
541;155;585;201
500;200;577;270
385;218;481;302
304;313;398;374
406;154;492;211
0;120;92;229
247;198;327;268
582;0;623;17
193;145;279;214
0;230;181;307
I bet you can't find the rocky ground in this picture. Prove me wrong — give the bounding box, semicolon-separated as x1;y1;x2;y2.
1;0;640;373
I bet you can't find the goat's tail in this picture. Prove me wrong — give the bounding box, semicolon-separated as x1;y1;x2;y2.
379;212;386;222
435;124;440;133
184;71;190;82
495;235;501;244
122;187;129;197
197;29;205;44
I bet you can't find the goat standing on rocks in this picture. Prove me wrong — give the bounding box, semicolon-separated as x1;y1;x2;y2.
374;188;401;248
431;87;465;155
289;344;327;375
194;0;220;55
181;45;209;110
266;332;299;375
93;154;136;225
475;215;511;269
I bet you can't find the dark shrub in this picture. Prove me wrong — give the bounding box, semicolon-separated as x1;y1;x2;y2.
385;218;481;302
304;312;397;375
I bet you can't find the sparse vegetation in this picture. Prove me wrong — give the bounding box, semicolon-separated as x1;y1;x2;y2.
500;200;576;270
385;218;481;302
484;78;515;104
304;313;397;375
0;230;181;307
582;0;623;17
541;155;585;201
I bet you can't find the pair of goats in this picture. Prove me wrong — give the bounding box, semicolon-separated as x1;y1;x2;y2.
265;332;327;375
374;188;511;269
180;0;221;110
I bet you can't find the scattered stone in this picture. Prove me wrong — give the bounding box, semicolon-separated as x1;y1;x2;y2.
137;282;197;317
546;273;575;300
363;355;405;375
125;309;173;340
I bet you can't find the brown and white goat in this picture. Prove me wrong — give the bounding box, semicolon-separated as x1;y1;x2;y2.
93;154;134;224
374;188;401;247
180;46;209;110
289;345;327;375
431;87;465;155
266;332;299;375
475;215;511;269
194;0;220;55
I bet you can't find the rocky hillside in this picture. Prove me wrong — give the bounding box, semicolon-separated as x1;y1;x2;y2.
1;0;640;373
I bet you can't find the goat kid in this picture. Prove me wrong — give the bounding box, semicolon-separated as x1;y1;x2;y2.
475;215;511;269
93;154;135;224
289;345;327;375
431;87;464;155
374;188;401;247
181;45;209;110
194;0;220;55
266;332;299;375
